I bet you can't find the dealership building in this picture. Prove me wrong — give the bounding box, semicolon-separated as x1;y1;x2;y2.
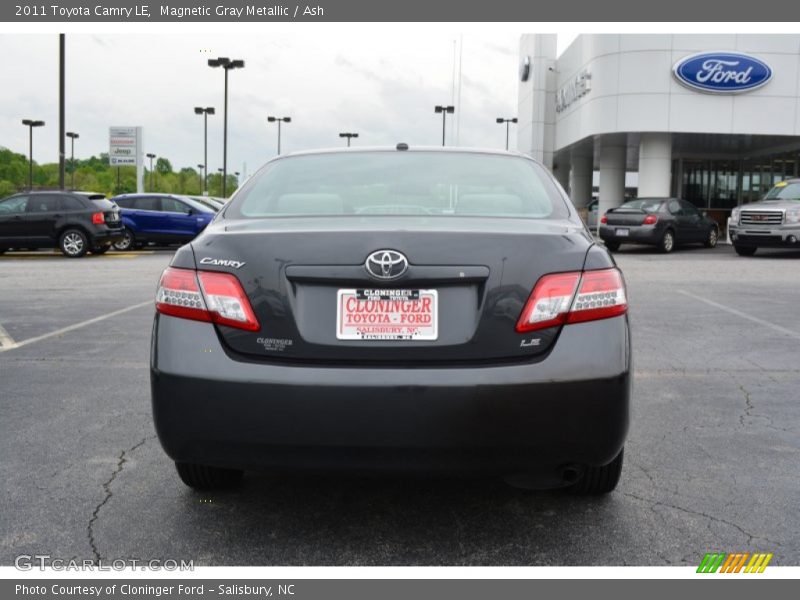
517;34;800;226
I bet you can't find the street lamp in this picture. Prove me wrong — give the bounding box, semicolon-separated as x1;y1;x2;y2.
146;153;156;192
21;119;45;191
194;107;215;194
197;164;205;192
496;117;518;150
66;131;79;190
207;57;245;198
434;105;455;146
267;116;291;154
339;132;359;147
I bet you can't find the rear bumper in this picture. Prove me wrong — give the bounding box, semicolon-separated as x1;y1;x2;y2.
150;314;631;485
599;224;661;245
90;227;125;244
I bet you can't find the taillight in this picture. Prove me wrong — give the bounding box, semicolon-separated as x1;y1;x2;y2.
91;212;105;224
515;268;627;333
600;215;607;224
642;214;658;225
155;267;260;331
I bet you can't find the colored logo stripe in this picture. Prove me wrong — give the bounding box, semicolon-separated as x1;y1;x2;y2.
745;553;773;573
697;553;726;573
697;552;773;573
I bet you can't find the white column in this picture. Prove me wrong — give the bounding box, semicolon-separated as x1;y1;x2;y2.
553;160;570;193
637;133;672;197
570;154;593;208
598;142;626;220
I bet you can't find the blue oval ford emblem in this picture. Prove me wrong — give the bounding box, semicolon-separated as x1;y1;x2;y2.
673;52;772;93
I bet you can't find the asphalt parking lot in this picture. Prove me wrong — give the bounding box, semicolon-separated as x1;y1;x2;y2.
1;244;799;566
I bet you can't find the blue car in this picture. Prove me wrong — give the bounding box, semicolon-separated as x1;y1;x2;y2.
110;194;216;250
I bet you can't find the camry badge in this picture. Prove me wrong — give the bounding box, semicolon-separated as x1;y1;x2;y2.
365;250;408;280
199;257;246;269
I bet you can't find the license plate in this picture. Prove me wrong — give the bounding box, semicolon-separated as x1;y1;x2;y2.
336;289;438;341
615;228;630;237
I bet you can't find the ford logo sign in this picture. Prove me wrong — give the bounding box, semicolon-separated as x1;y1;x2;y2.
673;52;772;94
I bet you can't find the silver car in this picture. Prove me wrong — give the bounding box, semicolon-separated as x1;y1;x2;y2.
730;180;800;256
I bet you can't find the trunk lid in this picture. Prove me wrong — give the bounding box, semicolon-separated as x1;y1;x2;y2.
605;209;651;226
191;216;593;364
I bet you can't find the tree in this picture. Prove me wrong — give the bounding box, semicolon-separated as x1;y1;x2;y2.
0;147;235;199
156;157;173;175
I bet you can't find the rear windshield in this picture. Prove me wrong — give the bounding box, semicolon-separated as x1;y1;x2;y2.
764;182;800;201
618;198;664;212
228;152;570;220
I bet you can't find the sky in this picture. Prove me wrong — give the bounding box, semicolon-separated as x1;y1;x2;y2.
0;31;576;177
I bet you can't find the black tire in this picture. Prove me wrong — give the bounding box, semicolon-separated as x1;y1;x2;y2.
113;228;136;251
604;240;621;252
659;229;675;253
734;244;757;256
59;228;89;258
570;448;624;495
0;248;6;255
90;244;111;255
704;227;719;248
175;462;244;490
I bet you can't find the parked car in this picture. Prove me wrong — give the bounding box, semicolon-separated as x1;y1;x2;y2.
110;194;216;250
0;191;123;257
586;199;599;229
151;147;631;494
190;196;226;211
729;179;800;256
599;197;719;253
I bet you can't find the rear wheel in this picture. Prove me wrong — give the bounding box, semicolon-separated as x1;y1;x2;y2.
570;448;624;495
59;229;88;258
175;462;244;490
91;244;111;255
659;229;675;253
604;240;621;252
113;228;136;251
734;244;757;256
704;227;719;248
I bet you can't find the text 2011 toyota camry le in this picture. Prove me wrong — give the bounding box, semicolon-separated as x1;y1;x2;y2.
150;147;631;494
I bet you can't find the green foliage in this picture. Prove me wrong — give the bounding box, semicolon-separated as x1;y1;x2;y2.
0;147;237;199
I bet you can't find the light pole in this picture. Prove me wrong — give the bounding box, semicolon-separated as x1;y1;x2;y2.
434;105;455;146
496;117;518;150
207;57;245;198
267;116;291;154
194;106;215;193
339;132;359;147
66;131;79;190
197;164;205;192
21;119;45;191
146;153;156;192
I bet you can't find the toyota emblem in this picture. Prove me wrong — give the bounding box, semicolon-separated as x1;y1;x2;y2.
365;250;409;280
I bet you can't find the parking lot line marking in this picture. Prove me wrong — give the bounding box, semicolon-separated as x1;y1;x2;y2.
0;300;152;353
0;322;16;350
679;290;800;341
0;252;151;259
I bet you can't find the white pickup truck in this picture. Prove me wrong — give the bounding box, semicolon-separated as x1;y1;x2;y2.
729;180;800;256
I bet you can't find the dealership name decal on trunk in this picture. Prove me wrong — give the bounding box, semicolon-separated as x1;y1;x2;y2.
199;257;246;269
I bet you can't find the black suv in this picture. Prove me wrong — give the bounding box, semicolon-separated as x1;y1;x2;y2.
0;191;123;258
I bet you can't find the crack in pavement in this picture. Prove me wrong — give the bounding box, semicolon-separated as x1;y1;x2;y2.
737;383;755;428
621;490;784;549
86;435;155;562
